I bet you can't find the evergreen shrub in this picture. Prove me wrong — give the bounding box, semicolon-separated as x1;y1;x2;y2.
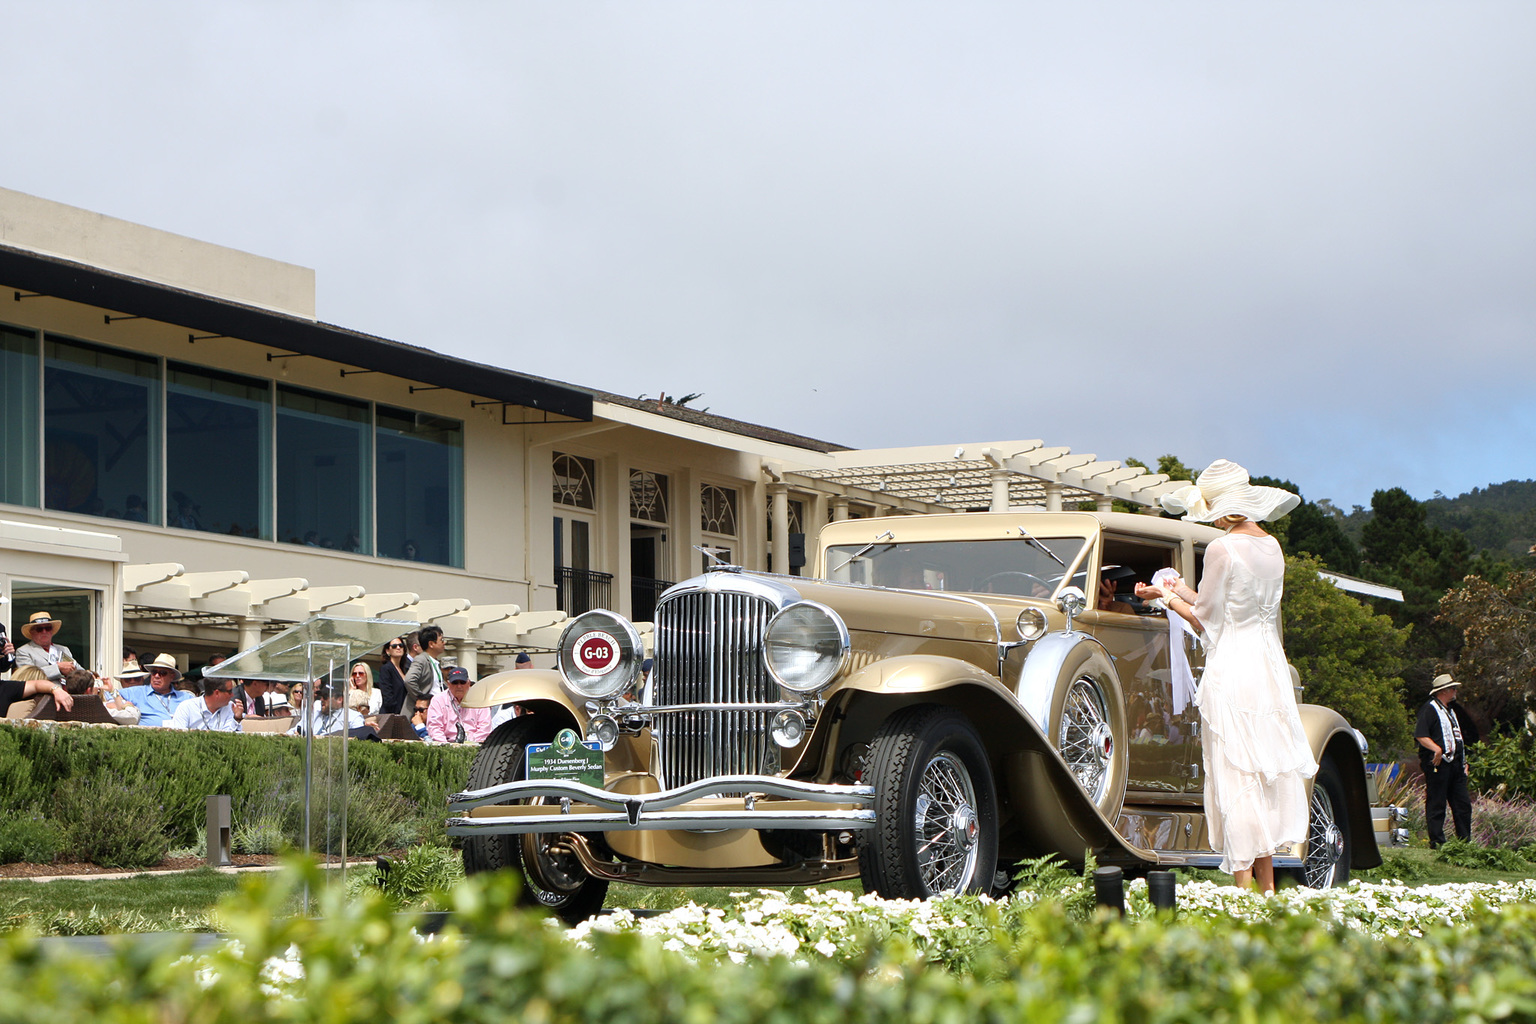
53;776;170;869
1469;731;1536;801
0;809;63;865
0;723;475;864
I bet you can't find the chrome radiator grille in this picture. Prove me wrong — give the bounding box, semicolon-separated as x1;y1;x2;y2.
652;588;778;788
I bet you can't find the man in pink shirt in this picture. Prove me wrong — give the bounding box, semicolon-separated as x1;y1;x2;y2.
427;666;492;745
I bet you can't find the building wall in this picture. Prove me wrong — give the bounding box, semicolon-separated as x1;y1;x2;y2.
0;186;315;319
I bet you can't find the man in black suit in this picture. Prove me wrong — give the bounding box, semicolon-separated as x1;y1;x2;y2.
1415;673;1477;847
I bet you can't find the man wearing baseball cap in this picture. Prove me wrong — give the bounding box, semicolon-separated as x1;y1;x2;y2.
427;666;492;744
1415;673;1477;847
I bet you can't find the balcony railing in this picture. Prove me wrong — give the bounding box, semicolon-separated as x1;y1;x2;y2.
556;566;614;616
630;576;675;623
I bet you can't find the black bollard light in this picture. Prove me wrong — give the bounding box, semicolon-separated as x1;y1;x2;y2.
1147;870;1177;911
1093;865;1125;916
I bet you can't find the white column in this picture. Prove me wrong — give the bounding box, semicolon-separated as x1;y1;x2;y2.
234;616;265;654
1044;482;1064;512
769;482;790;575
1095;496;1114;513
990;470;1011;512
830;497;850;522
452;640;482;680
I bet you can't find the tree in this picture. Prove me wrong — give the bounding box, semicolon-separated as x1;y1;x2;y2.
1361;487;1431;571
1249;474;1362;573
1358;486;1482;711
1156;454;1197;483
1281;553;1414;757
1436;570;1536;734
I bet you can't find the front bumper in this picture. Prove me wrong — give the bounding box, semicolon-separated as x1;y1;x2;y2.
446;775;875;837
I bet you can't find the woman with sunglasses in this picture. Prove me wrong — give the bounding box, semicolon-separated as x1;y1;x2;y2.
377;636;412;716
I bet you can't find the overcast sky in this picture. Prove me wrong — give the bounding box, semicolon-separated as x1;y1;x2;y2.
6;3;1533;510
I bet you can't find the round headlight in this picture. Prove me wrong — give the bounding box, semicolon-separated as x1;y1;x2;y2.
557;610;643;700
764;601;850;693
1016;607;1049;641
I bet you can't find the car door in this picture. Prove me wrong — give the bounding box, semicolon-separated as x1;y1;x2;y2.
1082;534;1195;796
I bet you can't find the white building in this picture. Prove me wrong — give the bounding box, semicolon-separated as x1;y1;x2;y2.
0;188;1187;678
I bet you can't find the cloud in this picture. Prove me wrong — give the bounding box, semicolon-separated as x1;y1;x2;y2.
4;2;1533;507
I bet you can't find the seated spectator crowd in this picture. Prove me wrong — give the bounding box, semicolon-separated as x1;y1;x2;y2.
2;619;531;745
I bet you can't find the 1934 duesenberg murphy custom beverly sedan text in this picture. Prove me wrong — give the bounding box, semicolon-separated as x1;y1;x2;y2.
448;511;1389;921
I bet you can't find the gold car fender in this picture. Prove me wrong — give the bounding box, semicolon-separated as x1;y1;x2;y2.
1012;631;1130;819
1298;703;1383;870
462;669;585;727
823;653;1149;869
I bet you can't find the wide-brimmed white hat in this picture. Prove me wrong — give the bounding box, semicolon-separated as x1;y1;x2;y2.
144;653;183;682
1159;460;1300;523
119;656;149;679
1428;673;1461;697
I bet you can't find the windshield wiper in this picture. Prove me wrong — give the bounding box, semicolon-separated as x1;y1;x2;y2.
831;530;895;573
1016;526;1065;567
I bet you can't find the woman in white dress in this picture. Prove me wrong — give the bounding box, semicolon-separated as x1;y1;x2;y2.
1135;460;1317;893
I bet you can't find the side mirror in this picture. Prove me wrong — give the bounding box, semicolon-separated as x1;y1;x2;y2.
1056;586;1088;630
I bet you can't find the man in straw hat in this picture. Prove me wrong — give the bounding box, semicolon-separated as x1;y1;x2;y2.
13;611;77;684
1415;673;1475;847
119;653;194;728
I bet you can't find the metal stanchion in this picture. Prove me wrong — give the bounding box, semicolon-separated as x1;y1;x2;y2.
1147;870;1177;910
206;795;233;867
1093;865;1125;915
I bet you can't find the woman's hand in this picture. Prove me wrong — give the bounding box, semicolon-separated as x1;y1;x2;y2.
1134;583;1167;601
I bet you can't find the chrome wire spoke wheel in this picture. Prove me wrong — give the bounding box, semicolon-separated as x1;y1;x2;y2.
1303;778;1346;888
1058;677;1112;803
912;752;981;894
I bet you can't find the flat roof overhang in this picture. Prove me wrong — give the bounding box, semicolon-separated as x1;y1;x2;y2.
0;244;592;422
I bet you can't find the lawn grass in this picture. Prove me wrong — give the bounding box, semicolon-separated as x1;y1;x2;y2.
0;866;374;934
3;847;1531;935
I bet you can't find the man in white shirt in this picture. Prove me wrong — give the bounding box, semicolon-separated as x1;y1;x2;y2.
169;677;243;732
289;683;364;737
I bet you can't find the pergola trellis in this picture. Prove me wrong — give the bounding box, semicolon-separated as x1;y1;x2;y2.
121;563;577;663
779;440;1192;515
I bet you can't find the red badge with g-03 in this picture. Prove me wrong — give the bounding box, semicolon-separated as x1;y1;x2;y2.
573;630;620;675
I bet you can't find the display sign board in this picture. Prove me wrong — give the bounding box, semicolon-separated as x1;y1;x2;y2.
526;727;604;788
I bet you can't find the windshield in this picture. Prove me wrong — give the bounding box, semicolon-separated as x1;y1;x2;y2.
824;537;1091;597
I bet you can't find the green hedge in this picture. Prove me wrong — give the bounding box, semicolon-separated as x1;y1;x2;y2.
0;723;476;857
5;863;1536;1023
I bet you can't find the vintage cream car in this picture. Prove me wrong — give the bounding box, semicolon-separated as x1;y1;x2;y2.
449;511;1384;922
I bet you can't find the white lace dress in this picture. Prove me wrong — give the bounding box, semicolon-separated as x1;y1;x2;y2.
1190;533;1317;874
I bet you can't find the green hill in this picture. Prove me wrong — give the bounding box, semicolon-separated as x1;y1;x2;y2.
1425;479;1536;560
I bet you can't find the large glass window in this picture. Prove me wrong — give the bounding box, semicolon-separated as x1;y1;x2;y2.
0;325;40;508
375;406;463;566
167;363;272;539
43;337;161;523
276;385;370;552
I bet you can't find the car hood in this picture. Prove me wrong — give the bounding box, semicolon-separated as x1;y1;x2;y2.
741;572;1026;645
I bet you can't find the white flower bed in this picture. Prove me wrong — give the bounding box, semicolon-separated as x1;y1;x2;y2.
566;877;1536;962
